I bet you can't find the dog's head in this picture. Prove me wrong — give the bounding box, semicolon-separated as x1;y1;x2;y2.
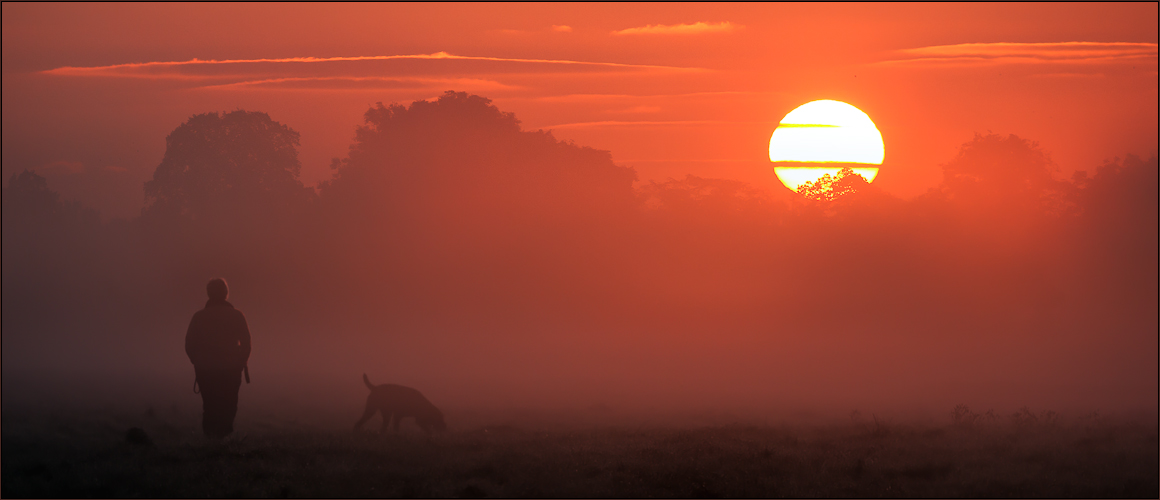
417;409;448;433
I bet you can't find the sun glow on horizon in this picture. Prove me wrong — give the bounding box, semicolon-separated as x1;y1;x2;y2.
769;100;884;191
772;166;880;190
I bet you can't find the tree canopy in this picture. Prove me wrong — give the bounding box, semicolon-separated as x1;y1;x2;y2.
320;91;638;224
3;170;97;231
795;167;871;202
937;133;1069;214
143;110;313;223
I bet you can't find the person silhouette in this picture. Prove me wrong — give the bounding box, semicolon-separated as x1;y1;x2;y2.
185;278;251;438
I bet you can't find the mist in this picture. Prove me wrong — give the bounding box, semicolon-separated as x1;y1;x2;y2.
3;91;1156;428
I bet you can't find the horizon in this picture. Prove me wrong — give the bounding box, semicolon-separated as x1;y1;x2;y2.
2;6;1157;497
3;3;1156;220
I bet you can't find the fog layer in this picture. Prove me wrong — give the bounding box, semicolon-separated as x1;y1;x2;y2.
3;92;1156;423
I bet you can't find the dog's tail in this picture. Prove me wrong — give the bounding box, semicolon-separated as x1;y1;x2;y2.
363;373;374;391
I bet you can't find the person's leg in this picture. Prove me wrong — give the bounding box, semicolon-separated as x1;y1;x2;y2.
195;368;220;437
197;368;242;438
219;370;241;435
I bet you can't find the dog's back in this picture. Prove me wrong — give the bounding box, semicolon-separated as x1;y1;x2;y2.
367;383;433;415
355;374;447;433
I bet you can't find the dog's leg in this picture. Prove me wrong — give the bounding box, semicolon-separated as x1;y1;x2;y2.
393;415;402;433
380;412;393;433
353;401;376;431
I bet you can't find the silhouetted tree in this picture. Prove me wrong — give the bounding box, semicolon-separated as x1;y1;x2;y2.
1070;154;1159;222
320;91;638;225
936;133;1069;215
314;91;641;316
795;167;870;202
1068;154;1158;290
4;170;63;227
143;110;314;224
2;169;104;307
3;169;98;231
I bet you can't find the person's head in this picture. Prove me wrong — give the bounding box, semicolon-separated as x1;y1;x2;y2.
206;278;228;301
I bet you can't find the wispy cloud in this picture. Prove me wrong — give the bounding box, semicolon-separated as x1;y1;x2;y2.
512;91;769;103
552;25;573;33
44;51;706;79
541;120;770;129
1029;72;1107;79
615;159;757;163
41;51;708;95
605;105;663;114
612;21;739;36
196;76;517;92
881;42;1157;67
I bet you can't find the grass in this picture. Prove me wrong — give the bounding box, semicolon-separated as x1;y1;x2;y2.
2;408;1157;498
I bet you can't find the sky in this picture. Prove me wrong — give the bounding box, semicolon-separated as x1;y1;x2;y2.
2;4;1157;423
3;3;1157;219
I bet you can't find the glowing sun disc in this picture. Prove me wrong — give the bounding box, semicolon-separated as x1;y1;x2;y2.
769;100;884;190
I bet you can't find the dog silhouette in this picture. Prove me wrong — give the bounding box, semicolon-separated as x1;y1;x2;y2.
354;374;447;434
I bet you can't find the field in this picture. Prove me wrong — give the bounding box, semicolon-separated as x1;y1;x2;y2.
2;408;1157;498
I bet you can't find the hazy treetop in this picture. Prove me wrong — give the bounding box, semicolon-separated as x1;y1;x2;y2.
143;110;311;222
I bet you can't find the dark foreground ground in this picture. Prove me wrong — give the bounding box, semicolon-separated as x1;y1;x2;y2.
3;409;1157;498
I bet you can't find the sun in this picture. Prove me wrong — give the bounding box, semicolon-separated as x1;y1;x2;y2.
769;100;884;191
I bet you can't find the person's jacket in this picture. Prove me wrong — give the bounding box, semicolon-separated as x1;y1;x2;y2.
185;299;251;371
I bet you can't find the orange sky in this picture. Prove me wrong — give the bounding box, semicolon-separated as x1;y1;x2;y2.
3;3;1157;218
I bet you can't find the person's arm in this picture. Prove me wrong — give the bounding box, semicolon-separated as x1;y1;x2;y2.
237;312;252;368
184;313;201;366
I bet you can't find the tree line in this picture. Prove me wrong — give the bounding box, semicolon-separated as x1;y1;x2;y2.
3;91;1156;412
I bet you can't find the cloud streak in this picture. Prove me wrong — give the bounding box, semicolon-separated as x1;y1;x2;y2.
612;21;739;36
541;120;772;129
195;76;517;92
881;42;1157;67
43;52;705;79
512;91;769;103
